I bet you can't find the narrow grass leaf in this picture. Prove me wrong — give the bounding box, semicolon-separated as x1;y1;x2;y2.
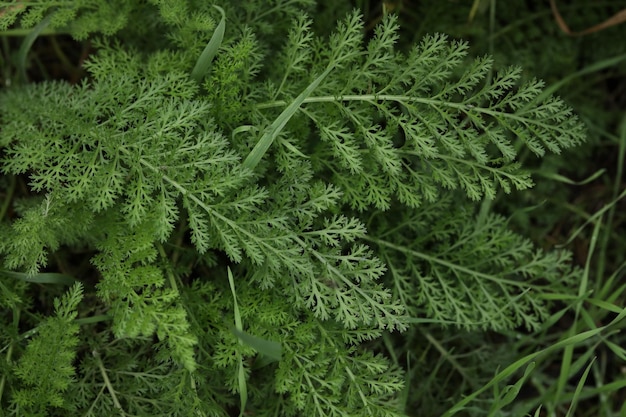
227;267;243;332
17;12;53;83
554;213;601;405
604;340;626;362
190;5;225;83
227;267;247;416
532;168;605;185
1;269;76;285
587;297;624;314
237;361;247;417
564;358;596;417
488;362;535;416
597;262;626;303
242;66;333;170
556;342;575;403
231;125;256;142
558;187;626;247
441;307;626;417
230;327;282;362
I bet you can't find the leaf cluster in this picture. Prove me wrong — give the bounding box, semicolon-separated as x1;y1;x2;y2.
0;1;590;416
252;13;584;212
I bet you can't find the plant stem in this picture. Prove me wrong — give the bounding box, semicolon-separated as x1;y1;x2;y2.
93;349;126;416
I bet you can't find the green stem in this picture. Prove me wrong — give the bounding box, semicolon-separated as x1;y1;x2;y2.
254;92;563;133
157;243;179;293
255;93;468;113
93;349;126;416
364;235;538;289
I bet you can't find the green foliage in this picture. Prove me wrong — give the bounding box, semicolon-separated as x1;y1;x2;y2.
252;14;584;211
0;0;135;39
12;283;83;415
369;195;580;331
0;1;611;416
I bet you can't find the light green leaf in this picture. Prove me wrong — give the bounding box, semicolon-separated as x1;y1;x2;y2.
1;269;77;285
190;5;225;83
230;327;282;362
242;65;333;170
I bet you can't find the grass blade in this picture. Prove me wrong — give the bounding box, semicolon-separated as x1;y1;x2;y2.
190;5;225;83
17;12;53;83
1;269;76;285
441;307;626;417
564;358;596;417
227;267;247;417
231;327;282;362
242;66;333;170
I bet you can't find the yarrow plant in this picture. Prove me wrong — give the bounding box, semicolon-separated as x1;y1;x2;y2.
0;1;590;416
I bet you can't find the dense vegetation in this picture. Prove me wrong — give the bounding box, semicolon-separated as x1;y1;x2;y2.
0;1;624;416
